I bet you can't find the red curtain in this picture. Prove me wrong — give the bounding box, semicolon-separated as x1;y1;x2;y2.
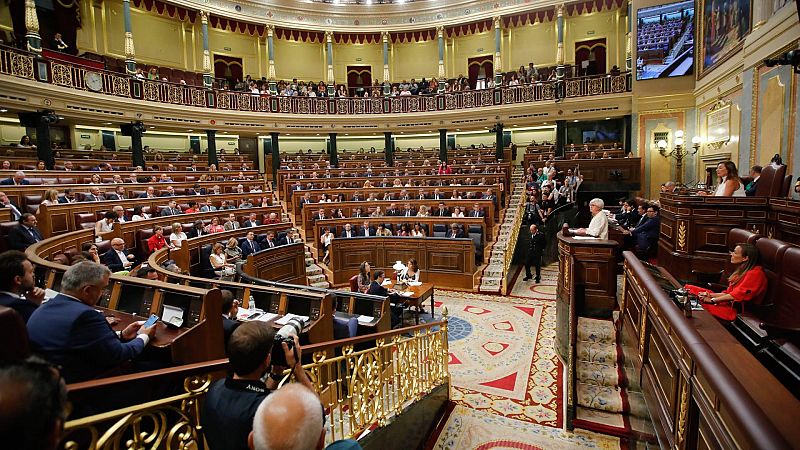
467;56;493;89
575;38;606;76
346;66;372;95
214;55;244;83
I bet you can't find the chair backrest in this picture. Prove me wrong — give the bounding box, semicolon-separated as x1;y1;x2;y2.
754;164;787;197
755;238;791;305
349;274;359;292
729;228;760;251
0;306;29;362
782;174;793;197
776;246;800;322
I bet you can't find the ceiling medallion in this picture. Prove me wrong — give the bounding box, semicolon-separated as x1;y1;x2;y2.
435;13;443;19
408;17;415;23
382;18;388;25
465;9;470;14
234;4;241;12
354;19;360;25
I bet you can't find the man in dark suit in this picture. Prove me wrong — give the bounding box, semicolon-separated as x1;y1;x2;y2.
0;171;29;185
385;203;399;216
160;186;177;197
359;221;375;237
83;187;105;202
0;250;46;322
138;186;157;198
432;203;450;217
241;231;262;258
366;270;402;328
8;214;43;251
447;223;465;239
432;189;445;200
26;261;157;383
159;200;181;216
469;203;485;218
624;204;661;258
100;238;137;272
243;212;261;228
220;290;240;347
340;223;355;238
0;191;23;220
299;193;313;207
312;208;327;222
262;231;279;249
745;165;762;197
401;203;416;217
483;189;497;204
57;189;77;204
524;224;546;283
106;185;127;201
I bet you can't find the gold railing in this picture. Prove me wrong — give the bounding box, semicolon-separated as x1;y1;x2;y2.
0;45;35;79
58;316;449;449
501;170;526;295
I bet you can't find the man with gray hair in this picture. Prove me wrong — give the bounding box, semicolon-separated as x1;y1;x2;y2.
575;197;609;240
248;384;327;450
26;262;157;382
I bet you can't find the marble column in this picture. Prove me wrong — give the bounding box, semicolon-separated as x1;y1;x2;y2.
24;0;41;54
325;31;335;96
555;4;565;101
494;17;503;86
201;12;212;88
328;133;338;167
625;2;632;72
439;129;448;162
122;0;136;75
437;26;445;93
384;132;394;167
270;132;280;182
382;31;390;95
267;25;277;94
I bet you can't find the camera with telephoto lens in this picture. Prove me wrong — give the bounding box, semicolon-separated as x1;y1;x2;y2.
271;317;304;368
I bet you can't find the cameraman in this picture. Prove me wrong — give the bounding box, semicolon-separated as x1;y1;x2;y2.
202;321;313;450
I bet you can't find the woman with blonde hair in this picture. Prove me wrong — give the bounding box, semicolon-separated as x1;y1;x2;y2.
225;237;242;263
169;222;187;248
210;242;236;278
41;189;59;206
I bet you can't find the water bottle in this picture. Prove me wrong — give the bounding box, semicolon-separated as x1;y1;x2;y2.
249;295;256;313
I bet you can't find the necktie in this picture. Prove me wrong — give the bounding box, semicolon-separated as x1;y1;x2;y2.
28;227;39;241
250;241;255;251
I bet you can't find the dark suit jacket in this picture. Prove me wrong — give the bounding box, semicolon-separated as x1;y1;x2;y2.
223;317;239;346
263;239;279;249
8;224;42;250
188;228;206;238
433;209;450;217
745;177;759;197
83;194;104;202
385;209;399;216
0;178;29;185
358;226;375;237
138;193;156;199
243;220;261;228
527;231;546;258
447;230;465;239
340;230;355;238
105;193;125;201
241;239;262;258
160;207;180;216
632;215;661;251
101;249;134;272
469;210;485;218
366;281;389;297
400;209;416;217
0;292;38;322
26;294;147;383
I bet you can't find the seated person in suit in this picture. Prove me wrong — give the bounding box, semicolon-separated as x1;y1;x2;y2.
241;231;262;258
432;203;450;217
0;191;22;220
26;262;158;383
376;224;392;237
83;186;105;202
243;212;261;228
224;213;242;231
469;203;485;218
0;171;29;185
147;226;173;253
622;204;660;257
101;238;137;272
187;220;206;238
0;250;46;322
340;223;355;238
745;165;762;197
8;214;43;251
220;289;240;347
159;200;181;216
136;266;160;280
138;186;157;199
447;223;465;239
262;231;280;249
358;221;375;237
366;270;403;328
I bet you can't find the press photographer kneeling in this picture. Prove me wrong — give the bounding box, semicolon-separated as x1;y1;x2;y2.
202;318;313;450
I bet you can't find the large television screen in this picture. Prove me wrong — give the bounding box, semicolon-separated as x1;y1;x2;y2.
636;0;695;80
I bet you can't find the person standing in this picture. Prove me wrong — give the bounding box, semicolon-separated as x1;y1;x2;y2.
524;225;545;283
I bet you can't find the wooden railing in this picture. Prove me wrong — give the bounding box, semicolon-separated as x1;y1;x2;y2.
1;44;631;116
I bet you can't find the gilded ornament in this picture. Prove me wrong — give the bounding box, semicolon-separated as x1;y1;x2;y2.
677;221;687;250
676;378;689;444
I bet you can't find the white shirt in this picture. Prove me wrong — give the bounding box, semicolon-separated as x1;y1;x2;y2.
586;212;609;240
116;250;133;268
714;177;746;197
170;232;187;247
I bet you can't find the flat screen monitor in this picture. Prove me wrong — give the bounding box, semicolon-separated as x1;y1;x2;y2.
354;297;379;317
286;295;312;316
636;0;694;80
117;284;152;315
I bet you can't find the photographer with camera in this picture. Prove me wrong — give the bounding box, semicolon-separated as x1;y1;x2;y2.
202;320;313;450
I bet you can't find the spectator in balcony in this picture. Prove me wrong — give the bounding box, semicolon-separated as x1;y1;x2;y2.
147;225;172;253
1;171;29;185
147;67;159;80
134;68;145;79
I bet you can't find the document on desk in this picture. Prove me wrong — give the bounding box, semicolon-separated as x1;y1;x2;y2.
400;291;414;297
381;280;392;286
357;315;374;324
572;236;597;240
276;313;309;325
255;312;279;322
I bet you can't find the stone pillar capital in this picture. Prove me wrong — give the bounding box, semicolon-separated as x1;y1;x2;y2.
200;10;208;23
493;16;501;29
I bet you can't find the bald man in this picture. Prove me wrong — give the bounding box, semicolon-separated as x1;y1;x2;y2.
100;238;136;272
249;384;325;450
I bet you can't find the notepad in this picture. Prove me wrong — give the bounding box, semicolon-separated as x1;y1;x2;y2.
381;279;392;286
276;313;309;325
400;291;414;297
407;281;422;287
255;312;279;322
357;315;374;324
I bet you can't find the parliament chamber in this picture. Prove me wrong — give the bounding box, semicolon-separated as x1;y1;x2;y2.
0;0;799;449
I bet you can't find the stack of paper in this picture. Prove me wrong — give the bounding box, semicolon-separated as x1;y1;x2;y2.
356;315;374;324
256;312;279;322
276;313;309;325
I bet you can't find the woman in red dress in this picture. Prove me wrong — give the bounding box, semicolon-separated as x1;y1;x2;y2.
690;244;767;321
147;225;172;254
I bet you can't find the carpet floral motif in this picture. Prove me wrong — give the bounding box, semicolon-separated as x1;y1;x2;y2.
436;281;562;427
433;405;621;450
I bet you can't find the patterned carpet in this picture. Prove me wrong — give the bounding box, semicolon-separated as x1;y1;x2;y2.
431;264;622;450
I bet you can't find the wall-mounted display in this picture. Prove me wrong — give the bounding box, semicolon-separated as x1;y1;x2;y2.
636;0;695;80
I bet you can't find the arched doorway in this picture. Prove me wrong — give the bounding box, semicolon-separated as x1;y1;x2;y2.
575;39;607;76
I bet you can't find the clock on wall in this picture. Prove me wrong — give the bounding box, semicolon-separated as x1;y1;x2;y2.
84;71;103;92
